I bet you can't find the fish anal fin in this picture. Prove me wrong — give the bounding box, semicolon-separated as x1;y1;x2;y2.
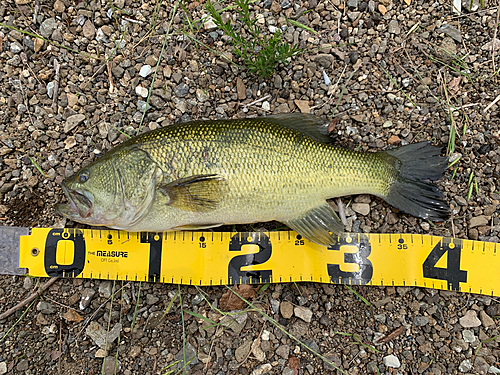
159;174;225;213
283;203;344;247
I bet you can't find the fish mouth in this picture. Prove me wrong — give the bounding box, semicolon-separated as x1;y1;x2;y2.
56;184;93;219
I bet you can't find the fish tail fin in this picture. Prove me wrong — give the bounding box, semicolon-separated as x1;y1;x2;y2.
381;142;449;221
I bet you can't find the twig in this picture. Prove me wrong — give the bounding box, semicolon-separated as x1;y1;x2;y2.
337;197;348;226
51;58;61;114
58;319;62;375
106;58;115;94
484;93;500;113
243;95;271;108
0;277;58;320
492;1;500;72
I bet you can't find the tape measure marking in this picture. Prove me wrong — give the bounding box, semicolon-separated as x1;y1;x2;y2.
17;228;500;296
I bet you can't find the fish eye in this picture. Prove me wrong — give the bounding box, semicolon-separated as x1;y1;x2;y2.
78;171;89;183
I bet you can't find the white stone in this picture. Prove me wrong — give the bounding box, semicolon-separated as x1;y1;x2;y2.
459;359;472;372
135;86;149;98
383;354;401;368
262;101;270;111
459;310;481;328
261;330;270;341
352;202;370;216
294;306;313;323
139;64;152;77
204;18;217;31
462;329;476;343
0;362;6;375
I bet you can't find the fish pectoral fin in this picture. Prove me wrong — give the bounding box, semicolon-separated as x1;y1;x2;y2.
173;223;224;230
283;203;344;247
159;174;225;212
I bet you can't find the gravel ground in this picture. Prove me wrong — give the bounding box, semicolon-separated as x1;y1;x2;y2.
1;0;500;373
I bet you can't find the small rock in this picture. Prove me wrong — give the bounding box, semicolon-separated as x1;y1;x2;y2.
47;82;55;98
0;362;6;375
251;363;272;375
378;4;387;14
462;329;476;343
40;18;57;38
459;310;481;328
280;301;294;319
79;287;96;310
23;277;33;290
144;55;158;66
413;316;429;326
295;100;310;114
436;24;462;43
323;352;341;370
103;357;121;375
198;352;211;364
479;310;495;328
129;346;141;358
98;281;113;298
314;54;334;68
252;338;266;361
10;41;22;54
65;114;86;133
475;357;490;375
204;18;217;31
64;136;77;149
196;88;209;102
83;20;96;40
438;37;457;61
144;311;163;330
16;360;29;372
470;216;489;228
420;222;430;231
383;354;401;368
37;301;56;314
388;20;400;34
67;93;78;107
54;0;65;12
294;306;313;323
262;330;270;341
139;65;153;77
135;86;149;98
174;83;190;98
352;203;370;216
276;344;290;359
95;349;107;358
459;359;472;372
236;78;246;100
489;366;500;374
262;101;271;111
387;135;401;145
235;341;252;362
86;322;121;349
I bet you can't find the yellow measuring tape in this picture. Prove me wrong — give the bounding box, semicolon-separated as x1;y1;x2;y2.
18;228;500;296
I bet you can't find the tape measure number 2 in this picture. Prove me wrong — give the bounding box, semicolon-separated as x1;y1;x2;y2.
18;228;500;297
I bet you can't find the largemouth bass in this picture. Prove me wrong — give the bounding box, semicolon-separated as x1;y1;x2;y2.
56;114;449;246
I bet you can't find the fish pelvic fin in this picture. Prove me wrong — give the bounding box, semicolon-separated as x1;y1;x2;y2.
283;202;344;247
160;174;226;212
382;141;449;221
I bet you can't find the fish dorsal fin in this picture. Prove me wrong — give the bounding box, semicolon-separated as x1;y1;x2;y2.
282;202;344;246
263;113;333;143
159;174;226;212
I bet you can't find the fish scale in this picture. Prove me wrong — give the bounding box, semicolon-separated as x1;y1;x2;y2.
56;114;449;246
